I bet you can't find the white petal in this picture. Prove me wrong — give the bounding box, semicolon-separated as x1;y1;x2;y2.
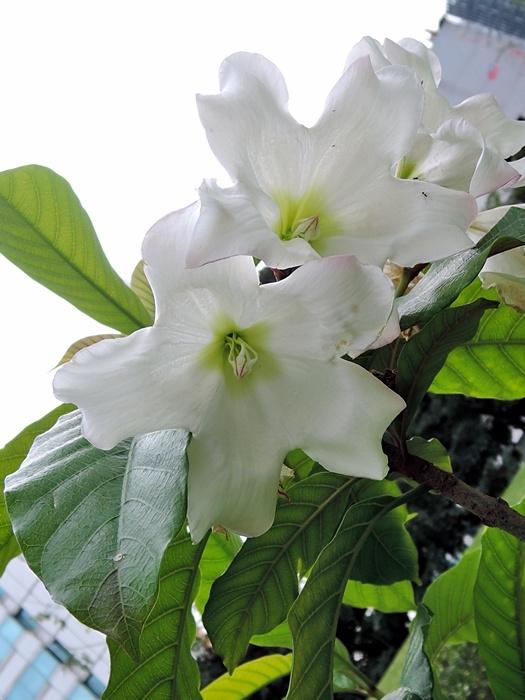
187;180;318;269
187;355;405;541
279;358;405;479
407;118;519;196
313;176;476;267
344;36;391;72
310;57;424;182
453;93;525;158
197;52;306;193
264;256;397;358
468;205;524;237
186;384;289;541
53;328;220;450
396;38;442;86
144;203;260;326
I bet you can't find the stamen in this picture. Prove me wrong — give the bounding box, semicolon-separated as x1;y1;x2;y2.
292;215;321;241
225;332;258;379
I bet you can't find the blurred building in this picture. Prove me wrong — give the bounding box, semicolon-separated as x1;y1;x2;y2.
433;0;525;118
0;557;109;699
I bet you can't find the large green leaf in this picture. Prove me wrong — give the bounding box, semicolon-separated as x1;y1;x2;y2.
342;579;415;613
423;549;480;663
104;528;205;700
194;531;243;614
5;411;189;658
203;471;355;671
399;605;433;700
250;620;293;649
397;206;525;329
0;404;74;575
396;298;498;433
201;653;292;699
332;639;373;695
286;491;419;700
0;165;152;333
130;259;155;322
431;280;525;399
474;505;525;699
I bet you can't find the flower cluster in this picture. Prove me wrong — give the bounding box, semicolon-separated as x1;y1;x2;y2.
53;37;525;541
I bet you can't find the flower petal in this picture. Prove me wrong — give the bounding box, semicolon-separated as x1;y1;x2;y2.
280;358;405;479
197;52;305;193
53;327;220;450
187;354;405;541
453;92;525;158
407;118;519;197
264;255;398;358
309;57;423;182
186;385;289;541
144;202;261;326
187;179;319;269
313;176;476;267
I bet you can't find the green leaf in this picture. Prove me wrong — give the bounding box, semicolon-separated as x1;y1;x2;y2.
250;620;293;649
283;448;318;480
399;605;433;700
286;491;419;700
58;333;122;365
406;437;452;473
332;638;374;694
5;411;189;658
396;299;498;433
131;260;155;321
344;481;420;586
203;471;355;672
201;653;292;699
104;528;205;700
0;404;74;575
397;206;525;329
474;505;525;699
423;549;480;664
431;281;525;399
0;165;152;333
343;579;415;613
194;531;243;614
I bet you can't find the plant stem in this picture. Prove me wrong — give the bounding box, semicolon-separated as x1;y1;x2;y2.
384;442;525;542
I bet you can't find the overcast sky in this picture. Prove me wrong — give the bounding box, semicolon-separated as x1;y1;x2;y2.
0;1;447;445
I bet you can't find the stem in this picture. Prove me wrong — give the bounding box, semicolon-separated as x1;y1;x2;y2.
394;264;427;298
384;442;525;542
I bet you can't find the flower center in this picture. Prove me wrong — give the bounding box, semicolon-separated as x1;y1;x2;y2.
224;332;258;379
282;215;321;242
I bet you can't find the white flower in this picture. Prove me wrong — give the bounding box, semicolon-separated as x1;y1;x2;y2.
346;37;525;197
468;205;525;312
53;203;405;542
189;51;475;271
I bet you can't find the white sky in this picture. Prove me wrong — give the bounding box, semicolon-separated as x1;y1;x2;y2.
0;1;447;445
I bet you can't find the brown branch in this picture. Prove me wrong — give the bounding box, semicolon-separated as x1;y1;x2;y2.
383;441;525;543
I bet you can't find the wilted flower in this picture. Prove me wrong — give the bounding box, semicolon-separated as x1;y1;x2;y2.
189;50;475;271
346;37;525;197
53;203;405;542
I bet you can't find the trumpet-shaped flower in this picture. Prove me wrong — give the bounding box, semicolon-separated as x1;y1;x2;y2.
468;205;525;312
190;51;475;271
53;203;405;542
346;37;525;197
